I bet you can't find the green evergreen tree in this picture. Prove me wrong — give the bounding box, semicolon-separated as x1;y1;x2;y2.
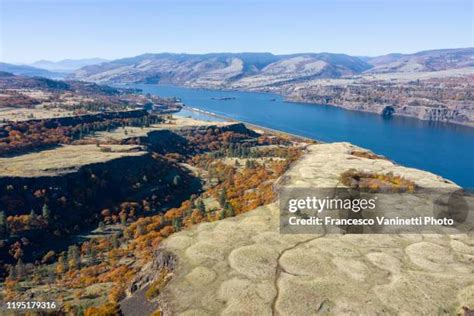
172;218;181;232
0;211;7;238
228;143;235;156
8;265;17;280
33;265;43;283
16;259;25;280
47;265;56;283
233;144;239;157
42;203;51;221
67;245;81;270
76;306;85;316
29;209;36;220
225;203;235;218
219;189;227;208
89;247;98;265
196;199;206;216
120;213;127;226
111;234;119;249
159;215;165;225
242;146;250;157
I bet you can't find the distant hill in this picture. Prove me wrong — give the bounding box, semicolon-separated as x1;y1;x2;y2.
69;48;473;87
0;62;66;79
0;71;70;90
366;48;474;73
0;71;121;95
69;52;372;85
30;58;108;73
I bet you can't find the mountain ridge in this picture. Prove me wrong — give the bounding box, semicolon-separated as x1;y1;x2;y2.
30;58;108;72
366;47;474;73
69;52;373;84
0;62;66;79
69;48;473;85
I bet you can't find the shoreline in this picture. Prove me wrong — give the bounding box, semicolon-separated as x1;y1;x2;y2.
283;96;474;129
179;106;319;143
182;84;474;129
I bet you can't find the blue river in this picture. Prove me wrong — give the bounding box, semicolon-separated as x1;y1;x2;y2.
133;84;474;189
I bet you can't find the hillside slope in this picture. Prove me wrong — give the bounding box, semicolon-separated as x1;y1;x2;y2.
69;52;372;85
70;48;473;86
366;48;474;73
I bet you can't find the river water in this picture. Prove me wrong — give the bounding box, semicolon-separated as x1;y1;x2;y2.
133;84;474;189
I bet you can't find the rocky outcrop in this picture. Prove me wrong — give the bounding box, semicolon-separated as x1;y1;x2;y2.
396;105;468;123
127;249;177;296
121;250;177;316
284;77;474;126
142;143;474;315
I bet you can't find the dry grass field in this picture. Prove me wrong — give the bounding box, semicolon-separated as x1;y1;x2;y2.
0;144;145;177
92;116;230;141
0;107;75;122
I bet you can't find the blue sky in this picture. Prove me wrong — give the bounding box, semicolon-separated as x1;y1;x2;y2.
0;0;472;63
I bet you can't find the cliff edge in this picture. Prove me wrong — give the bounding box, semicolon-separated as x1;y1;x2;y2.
129;143;474;315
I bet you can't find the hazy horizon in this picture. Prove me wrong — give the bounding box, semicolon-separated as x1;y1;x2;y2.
1;0;473;64
3;46;472;66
